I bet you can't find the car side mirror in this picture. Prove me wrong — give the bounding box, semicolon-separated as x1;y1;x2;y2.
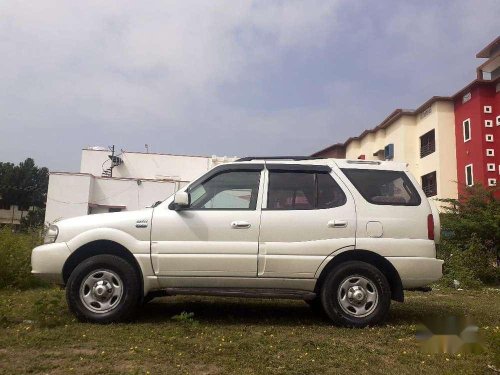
169;191;190;211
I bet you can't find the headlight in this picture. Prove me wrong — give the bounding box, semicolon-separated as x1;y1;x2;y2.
44;225;59;244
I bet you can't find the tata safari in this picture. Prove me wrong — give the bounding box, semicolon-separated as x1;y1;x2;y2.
32;157;443;327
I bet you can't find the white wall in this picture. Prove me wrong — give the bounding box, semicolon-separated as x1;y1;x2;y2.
45;173;92;223
45;173;178;224
80;149;236;181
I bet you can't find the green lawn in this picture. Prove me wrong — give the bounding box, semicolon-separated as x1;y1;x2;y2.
0;288;499;374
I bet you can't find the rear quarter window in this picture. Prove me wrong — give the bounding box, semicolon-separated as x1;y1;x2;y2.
341;168;421;206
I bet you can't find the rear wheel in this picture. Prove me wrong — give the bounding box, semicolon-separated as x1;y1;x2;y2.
320;261;391;327
66;254;141;323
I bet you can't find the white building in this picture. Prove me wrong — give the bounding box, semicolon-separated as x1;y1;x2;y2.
313;98;459;205
44;148;236;224
0;199;27;226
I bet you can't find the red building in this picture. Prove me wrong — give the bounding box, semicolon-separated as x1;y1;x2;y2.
454;37;499;197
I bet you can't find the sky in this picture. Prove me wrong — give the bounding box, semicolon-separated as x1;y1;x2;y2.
1;0;499;171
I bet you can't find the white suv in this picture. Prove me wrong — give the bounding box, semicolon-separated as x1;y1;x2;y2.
32;157;443;327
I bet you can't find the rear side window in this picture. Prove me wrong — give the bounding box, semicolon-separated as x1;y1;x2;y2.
341;168;421;206
267;172;346;210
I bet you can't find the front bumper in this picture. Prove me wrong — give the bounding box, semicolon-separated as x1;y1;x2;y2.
387;257;444;289
31;242;71;284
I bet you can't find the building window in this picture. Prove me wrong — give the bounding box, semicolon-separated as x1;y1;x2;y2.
486;149;495;156
462;92;471;103
384;144;394;160
465;164;474;186
483;105;492;113
496;115;500;126
488;178;497;187
463;119;471;142
0;199;11;210
486;134;494;142
487;163;496;172
485;120;493;127
420;129;435;158
421;171;437;197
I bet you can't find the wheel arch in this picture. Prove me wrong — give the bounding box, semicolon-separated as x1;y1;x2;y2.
62;240;144;299
315;249;404;302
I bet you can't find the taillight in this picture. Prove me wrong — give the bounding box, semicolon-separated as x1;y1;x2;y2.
427;214;434;240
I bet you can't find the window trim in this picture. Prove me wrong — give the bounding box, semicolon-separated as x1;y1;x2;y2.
462;118;471;142
181;166;264;211
264;170;347;211
496;115;500;126
486;134;494;142
483;105;492;113
485;119;493;127
487;163;495;172
465;164;474;186
488;178;497;187
486;149;495;157
340;168;422;206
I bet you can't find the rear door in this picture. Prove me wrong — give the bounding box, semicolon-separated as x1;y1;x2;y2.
257;164;356;278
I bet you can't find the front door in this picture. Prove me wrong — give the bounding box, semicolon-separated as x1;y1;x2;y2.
151;164;264;278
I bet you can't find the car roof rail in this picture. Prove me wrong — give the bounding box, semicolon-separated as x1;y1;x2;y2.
345;160;382;165
236;156;324;162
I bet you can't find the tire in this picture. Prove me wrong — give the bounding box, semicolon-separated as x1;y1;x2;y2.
66;254;141;323
320;261;391;327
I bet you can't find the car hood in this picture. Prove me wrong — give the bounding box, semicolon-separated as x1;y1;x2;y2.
54;208;154;243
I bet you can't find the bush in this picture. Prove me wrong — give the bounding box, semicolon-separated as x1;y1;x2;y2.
439;184;499;287
437;237;495;288
0;226;46;289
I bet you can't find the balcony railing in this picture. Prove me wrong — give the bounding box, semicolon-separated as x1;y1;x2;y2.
420;141;435;158
422;184;437;197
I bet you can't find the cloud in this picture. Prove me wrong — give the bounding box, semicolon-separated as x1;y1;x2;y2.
0;0;498;170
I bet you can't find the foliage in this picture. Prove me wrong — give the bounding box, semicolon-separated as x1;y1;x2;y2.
20;207;47;229
437;238;495;288
171;311;198;325
0;226;46;289
439;184;499;285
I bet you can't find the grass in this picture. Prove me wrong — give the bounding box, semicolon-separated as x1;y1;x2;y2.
0;288;499;374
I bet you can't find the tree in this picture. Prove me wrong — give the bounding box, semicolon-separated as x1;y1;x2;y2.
0;158;49;227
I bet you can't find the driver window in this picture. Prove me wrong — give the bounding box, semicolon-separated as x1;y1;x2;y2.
189;171;261;210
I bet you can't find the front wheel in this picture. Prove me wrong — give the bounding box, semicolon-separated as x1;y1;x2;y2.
66;254;141;323
320;261;391;327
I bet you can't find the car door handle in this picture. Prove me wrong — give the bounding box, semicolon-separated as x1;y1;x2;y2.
231;221;251;229
328;220;347;228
